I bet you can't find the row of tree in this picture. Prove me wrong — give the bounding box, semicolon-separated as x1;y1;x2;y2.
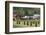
13;7;40;16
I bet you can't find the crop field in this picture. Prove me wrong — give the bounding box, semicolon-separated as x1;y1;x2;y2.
13;19;40;28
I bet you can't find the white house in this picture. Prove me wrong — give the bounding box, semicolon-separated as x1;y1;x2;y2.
33;14;40;19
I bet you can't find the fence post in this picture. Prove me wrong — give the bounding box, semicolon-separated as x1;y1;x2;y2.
27;21;28;26
24;21;25;25
30;22;32;26
19;21;20;24
17;20;18;24
35;21;37;27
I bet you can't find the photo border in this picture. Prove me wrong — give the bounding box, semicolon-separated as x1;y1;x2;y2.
5;1;45;34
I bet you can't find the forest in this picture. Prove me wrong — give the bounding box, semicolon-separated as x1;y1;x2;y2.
13;7;40;16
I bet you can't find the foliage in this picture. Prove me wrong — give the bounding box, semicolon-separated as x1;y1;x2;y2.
13;7;40;16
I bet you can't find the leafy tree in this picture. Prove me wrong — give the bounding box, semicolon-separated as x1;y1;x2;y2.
13;7;40;16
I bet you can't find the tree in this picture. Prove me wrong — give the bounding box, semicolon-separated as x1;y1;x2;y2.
13;7;40;16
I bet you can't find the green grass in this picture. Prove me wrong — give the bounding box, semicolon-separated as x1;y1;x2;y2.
13;19;40;28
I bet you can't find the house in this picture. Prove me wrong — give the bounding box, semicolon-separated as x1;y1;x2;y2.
33;14;40;19
20;14;40;20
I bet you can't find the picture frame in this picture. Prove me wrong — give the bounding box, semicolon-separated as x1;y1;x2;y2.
5;1;45;34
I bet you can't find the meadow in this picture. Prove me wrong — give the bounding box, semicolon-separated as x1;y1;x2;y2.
13;19;40;28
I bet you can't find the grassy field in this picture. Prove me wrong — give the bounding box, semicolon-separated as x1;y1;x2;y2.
13;19;40;28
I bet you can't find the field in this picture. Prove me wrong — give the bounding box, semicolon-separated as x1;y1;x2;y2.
13;7;40;28
13;19;40;28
